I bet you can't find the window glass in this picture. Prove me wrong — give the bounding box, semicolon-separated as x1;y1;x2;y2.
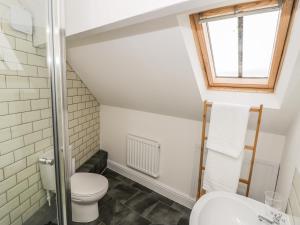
206;10;280;78
208;18;239;77
243;10;280;77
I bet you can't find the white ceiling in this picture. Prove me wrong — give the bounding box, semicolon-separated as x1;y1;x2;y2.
67;16;202;121
67;15;300;135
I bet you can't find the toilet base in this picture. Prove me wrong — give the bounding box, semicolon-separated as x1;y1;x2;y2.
72;201;99;223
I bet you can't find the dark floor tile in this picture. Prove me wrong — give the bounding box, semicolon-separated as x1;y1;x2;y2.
99;198;131;225
23;202;57;225
44;222;57;225
106;176;123;190
52;217;58;224
146;202;182;225
107;183;139;203
132;183;152;193
77;163;96;173
115;174;135;185
98;193;112;206
125;191;158;214
72;218;101;225
177;217;189;225
117;209;151;225
103;169;135;190
171;202;191;218
149;192;174;206
103;169;120;178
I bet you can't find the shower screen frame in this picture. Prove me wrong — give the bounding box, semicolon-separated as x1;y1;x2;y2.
46;0;72;224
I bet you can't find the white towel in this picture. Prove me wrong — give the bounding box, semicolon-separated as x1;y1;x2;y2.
203;149;244;193
207;103;250;158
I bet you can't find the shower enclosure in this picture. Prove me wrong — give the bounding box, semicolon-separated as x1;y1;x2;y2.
0;0;71;225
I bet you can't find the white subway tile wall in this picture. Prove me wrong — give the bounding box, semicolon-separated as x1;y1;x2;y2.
0;7;100;225
0;12;51;224
66;64;100;168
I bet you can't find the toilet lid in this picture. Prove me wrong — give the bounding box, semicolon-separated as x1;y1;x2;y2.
71;173;108;197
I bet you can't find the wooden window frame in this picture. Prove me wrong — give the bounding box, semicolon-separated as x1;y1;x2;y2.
190;0;296;92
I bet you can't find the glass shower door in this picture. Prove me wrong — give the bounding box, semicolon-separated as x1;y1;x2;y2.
0;0;70;225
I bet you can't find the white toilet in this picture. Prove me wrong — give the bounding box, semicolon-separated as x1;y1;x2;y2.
39;151;109;223
71;172;108;222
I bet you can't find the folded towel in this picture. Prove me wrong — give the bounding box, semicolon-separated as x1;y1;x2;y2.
203;149;244;193
207;103;250;158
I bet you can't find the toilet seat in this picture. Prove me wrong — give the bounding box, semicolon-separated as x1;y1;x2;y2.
71;172;108;222
71;173;108;202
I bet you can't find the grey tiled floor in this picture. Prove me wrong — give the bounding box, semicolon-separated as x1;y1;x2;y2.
24;169;191;225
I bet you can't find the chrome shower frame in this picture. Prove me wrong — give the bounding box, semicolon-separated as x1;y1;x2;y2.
46;0;72;224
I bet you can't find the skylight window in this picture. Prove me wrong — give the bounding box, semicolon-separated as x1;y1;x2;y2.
190;0;295;91
208;17;239;77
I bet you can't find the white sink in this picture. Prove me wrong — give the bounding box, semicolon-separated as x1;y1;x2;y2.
190;191;290;225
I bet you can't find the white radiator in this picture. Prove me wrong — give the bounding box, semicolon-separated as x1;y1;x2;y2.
127;134;160;178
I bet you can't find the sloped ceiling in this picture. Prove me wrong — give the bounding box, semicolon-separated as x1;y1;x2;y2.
67;16;300;135
67;16;202;120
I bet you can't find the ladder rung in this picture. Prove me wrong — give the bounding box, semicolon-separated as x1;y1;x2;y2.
239;178;249;184
201;166;249;184
203;138;254;151
206;102;260;112
245;145;254;151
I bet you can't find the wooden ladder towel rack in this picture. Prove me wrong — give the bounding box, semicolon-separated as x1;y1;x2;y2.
196;100;263;200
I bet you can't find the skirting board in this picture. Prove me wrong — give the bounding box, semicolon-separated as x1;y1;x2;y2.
107;160;196;208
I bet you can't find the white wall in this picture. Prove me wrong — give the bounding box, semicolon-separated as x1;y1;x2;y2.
66;0;188;36
65;0;254;37
100;105;285;207
276;111;300;207
67;16;202;122
100;105;201;195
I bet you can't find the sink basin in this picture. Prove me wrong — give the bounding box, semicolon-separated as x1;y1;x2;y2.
190;191;289;225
